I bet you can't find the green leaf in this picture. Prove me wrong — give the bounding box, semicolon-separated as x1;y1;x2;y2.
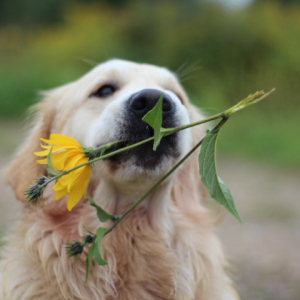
83;225;95;236
224;88;275;117
199;128;241;222
142;93;165;151
85;241;96;283
47;147;59;177
94;227;108;266
87;194;115;222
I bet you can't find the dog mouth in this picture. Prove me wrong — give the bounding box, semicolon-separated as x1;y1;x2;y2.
98;90;183;170
101;127;180;170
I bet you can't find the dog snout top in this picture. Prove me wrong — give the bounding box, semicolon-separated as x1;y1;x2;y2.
128;89;175;119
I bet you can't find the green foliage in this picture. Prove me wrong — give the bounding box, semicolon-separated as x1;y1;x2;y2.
49;89;274;278
140;90;275;220
85;227;108;282
88;194;115;222
142;94;165;151
224;89;275;117
199;125;241;222
85;241;96;283
95;228;108;265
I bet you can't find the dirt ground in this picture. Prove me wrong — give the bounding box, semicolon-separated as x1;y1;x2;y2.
217;159;300;300
0;125;299;300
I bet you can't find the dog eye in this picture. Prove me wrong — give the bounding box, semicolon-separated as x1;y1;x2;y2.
91;85;116;98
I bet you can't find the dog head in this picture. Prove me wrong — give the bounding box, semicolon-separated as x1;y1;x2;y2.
7;59;206;209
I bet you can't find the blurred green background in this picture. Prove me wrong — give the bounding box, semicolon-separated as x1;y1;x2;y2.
0;0;299;168
0;1;300;299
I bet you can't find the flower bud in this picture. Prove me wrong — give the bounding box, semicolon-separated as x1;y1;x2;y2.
84;235;95;244
66;242;85;257
36;176;47;185
24;184;44;204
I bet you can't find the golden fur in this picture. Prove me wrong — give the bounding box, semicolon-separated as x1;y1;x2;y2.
0;60;239;300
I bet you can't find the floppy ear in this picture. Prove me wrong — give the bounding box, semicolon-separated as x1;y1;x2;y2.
6;100;56;202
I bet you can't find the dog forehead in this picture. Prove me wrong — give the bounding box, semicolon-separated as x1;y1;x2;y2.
50;60;189;129
84;59;179;87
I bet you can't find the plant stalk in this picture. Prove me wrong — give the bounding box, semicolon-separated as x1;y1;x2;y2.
104;116;228;235
41;112;227;188
105;138;204;235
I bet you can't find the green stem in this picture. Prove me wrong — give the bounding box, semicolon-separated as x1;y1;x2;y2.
105;137;204;235
90;137;154;163
104;116;227;235
161;111;225;133
37;89;275;193
41;137;156;188
93;139;125;155
43;111;227;186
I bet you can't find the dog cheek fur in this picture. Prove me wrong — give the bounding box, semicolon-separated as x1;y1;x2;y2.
1;106;237;300
1;61;239;300
6;101;55;202
0;188;236;300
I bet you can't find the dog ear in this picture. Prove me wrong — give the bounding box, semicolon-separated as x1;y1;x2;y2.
6;100;56;202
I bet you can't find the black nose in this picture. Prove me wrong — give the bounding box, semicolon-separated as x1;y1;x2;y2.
128;89;175;119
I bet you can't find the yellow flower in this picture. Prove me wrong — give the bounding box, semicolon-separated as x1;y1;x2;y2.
34;134;92;211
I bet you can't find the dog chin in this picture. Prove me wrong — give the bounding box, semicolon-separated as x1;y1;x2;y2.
108;156;176;181
104;137;180;181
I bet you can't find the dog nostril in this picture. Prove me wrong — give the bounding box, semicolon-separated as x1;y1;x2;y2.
130;98;147;111
162;98;173;112
128;89;175;117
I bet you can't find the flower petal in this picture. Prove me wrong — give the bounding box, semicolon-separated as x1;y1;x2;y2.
51;149;82;170
50;134;82;146
67;166;91;191
34;149;51;156
51;151;69;170
53;179;66;191
36;158;48;164
50;145;79;151
40;134;81;147
67;166;92;211
54;186;69;201
59;167;83;188
64;154;86;171
59;157;87;187
35;147;84;170
33;134;92;211
36;145;79;156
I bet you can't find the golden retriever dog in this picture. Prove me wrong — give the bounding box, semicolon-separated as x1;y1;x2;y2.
0;59;239;300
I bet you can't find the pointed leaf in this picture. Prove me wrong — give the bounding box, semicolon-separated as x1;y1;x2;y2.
153;131;165;151
94;241;107;266
87;194;115;222
199;128;241;222
85;241;96;283
142;94;165;151
83;225;95;236
94;227;108;266
225;89;275;117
